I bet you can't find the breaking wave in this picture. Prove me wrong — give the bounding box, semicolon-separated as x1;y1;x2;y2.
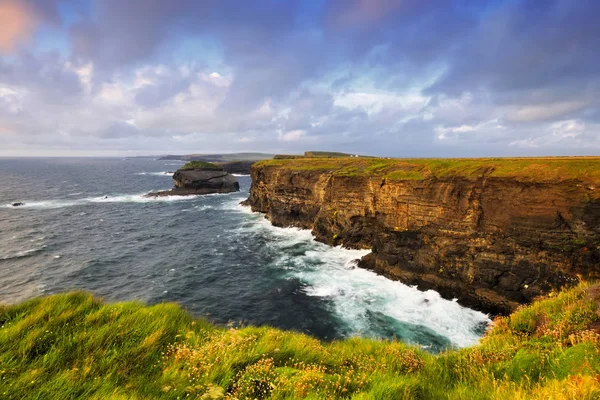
0;246;46;261
135;171;174;176
2;193;199;210
232;203;491;350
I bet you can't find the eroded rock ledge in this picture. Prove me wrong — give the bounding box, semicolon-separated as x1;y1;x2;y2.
244;157;600;315
148;165;239;197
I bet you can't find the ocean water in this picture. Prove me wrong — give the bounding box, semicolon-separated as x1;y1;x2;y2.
0;158;490;351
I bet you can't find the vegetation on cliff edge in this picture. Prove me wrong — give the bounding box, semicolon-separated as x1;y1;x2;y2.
1;283;599;399
255;157;600;183
181;161;222;170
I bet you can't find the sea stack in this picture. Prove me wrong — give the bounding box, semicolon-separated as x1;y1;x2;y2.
147;161;239;197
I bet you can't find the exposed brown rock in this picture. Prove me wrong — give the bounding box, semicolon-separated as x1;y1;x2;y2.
245;163;600;315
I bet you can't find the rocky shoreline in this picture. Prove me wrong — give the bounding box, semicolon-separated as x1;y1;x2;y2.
244;158;600;315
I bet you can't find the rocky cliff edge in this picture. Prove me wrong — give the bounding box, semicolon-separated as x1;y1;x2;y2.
244;157;600;315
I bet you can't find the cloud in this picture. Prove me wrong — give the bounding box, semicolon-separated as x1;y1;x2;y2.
508;119;598;149
279;129;305;142
0;0;599;156
435;119;505;142
0;0;36;52
505;101;590;123
327;0;407;28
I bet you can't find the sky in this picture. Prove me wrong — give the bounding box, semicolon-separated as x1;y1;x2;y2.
0;0;599;157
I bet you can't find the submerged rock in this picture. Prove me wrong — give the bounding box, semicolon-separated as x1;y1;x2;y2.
12;202;25;207
147;163;239;197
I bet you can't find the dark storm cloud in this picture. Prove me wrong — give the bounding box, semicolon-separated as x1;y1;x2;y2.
70;0;300;67
434;3;597;87
70;0;199;67
428;0;600;107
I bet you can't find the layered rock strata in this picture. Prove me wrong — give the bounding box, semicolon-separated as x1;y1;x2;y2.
245;159;600;314
148;167;239;197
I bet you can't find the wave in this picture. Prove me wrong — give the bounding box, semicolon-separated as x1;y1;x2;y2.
135;171;174;176
296;252;490;349
232;174;250;177
2;190;245;210
2;193;200;210
0;246;46;261
234;203;490;349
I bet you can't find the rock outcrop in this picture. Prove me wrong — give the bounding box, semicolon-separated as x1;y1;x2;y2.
245;158;600;315
148;165;239;197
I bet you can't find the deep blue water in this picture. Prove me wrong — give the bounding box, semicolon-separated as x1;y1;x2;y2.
0;157;490;351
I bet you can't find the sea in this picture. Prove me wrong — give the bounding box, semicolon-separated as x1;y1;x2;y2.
0;157;490;352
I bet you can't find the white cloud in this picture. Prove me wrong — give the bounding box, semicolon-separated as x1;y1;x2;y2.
200;72;232;88
334;91;429;115
96;83;130;105
66;62;93;94
1;49;599;157
435;118;505;141
279;129;305;141
0;86;25;114
505;101;589;122
508;119;597;149
550;119;585;137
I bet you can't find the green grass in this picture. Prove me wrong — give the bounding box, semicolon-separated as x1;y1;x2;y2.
304;151;359;158
255;157;600;183
2;283;600;399
181;161;221;170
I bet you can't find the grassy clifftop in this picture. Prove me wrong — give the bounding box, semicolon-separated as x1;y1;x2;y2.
1;283;600;399
255;157;600;183
181;161;222;170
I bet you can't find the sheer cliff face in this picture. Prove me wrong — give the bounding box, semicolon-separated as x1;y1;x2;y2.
246;162;600;315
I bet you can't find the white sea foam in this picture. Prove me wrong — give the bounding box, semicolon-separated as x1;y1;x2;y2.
295;250;490;348
194;205;214;211
135;171;174;176
87;193;200;204
2;193;198;210
232;174;250;177
2;191;244;210
0;247;45;261
235;203;490;348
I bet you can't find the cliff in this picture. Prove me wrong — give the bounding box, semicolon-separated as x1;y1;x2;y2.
245;157;600;314
148;161;239;196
